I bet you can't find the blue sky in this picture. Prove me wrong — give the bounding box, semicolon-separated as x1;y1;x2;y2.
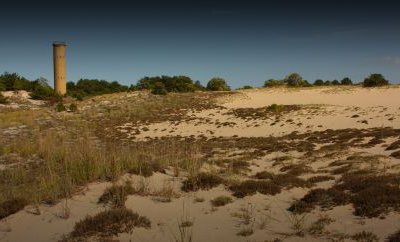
0;0;399;88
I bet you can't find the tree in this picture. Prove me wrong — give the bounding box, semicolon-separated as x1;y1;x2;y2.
0;72;31;91
332;80;340;85
363;73;389;87
314;79;324;86
340;77;352;85
30;77;60;101
206;77;231;91
264;79;285;87
151;82;168;95
284;73;306;87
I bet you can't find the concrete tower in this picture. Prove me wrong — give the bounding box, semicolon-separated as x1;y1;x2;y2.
53;41;67;95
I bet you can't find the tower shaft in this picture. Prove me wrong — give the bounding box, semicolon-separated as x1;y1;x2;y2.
53;42;67;95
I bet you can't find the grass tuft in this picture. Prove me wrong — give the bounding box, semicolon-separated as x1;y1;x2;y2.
181;172;224;192
210;196;233;207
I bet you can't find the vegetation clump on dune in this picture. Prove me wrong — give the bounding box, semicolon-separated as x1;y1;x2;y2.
0;198;28;219
181;172;224;192
64;208;151;241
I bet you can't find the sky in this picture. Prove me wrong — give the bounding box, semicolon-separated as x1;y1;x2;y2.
0;0;399;88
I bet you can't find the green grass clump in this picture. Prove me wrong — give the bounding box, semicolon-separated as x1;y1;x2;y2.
181;172;224;192
66;208;151;240
0;198;28;219
98;181;136;208
211;196;233;207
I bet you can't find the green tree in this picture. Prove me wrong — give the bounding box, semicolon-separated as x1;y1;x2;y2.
332;80;340;85
151;82;168;95
206;77;231;91
264;79;284;87
340;77;352;85
363;73;389;87
284;73;306;87
314;79;324;86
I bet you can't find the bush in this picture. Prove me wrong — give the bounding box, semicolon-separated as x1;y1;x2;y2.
264;79;285;87
69;103;78;112
363;74;389;87
332;80;340;85
181;172;224;192
340;77;352;85
69;208;151;239
0;198;28;219
284;73;307;87
206;77;231;91
55;103;66;112
137;75;200;93
151;82;168;95
0;72;31;91
30;78;61;101
211;196;233;207
313;79;324;86
238;85;253;90
67;79;130;98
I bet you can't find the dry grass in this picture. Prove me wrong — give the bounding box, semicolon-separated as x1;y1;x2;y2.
98;181;136;208
210;195;233;207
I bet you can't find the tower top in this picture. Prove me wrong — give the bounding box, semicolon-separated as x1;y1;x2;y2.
53;41;67;46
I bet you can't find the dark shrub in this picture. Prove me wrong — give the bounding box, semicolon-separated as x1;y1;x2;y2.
288;188;349;214
0;198;28;219
386;229;400;242
313;79;324;86
55;103;67;112
182;172;224;192
69;208;151;239
363;73;389;87
151;82;168;95
332;80;340;85
69;103;78;112
211;196;233;207
264;79;285;87
206;77;230;91
98;182;135;208
0;72;31;91
340;77;352;85
230;180;281;198
284;73;308;87
137;75;199;93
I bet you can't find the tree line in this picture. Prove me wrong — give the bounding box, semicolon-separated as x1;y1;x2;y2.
0;71;393;102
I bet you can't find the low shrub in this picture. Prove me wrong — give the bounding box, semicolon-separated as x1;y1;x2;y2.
229;180;281;198
0;198;28;219
0;92;8;104
98;182;136;208
181;172;224;192
55;103;67;112
211;195;233;207
67;208;151;239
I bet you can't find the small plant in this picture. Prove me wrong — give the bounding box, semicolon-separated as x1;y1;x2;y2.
181;172;224;192
69;103;78;112
236;227;253;237
288;188;349;214
351;231;379;242
386;229;400;242
55;102;66;112
0;198;28;219
66;208;151;240
172;203;194;242
193;197;205;203
98;181;135;208
308;214;334;235
230;180;281;198
287;212;308;237
211;195;233;207
307;175;335;184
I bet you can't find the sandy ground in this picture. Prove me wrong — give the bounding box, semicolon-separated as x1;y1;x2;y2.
1;86;400;242
119;86;400;140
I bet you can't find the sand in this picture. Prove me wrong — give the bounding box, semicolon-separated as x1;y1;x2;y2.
1;86;400;242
